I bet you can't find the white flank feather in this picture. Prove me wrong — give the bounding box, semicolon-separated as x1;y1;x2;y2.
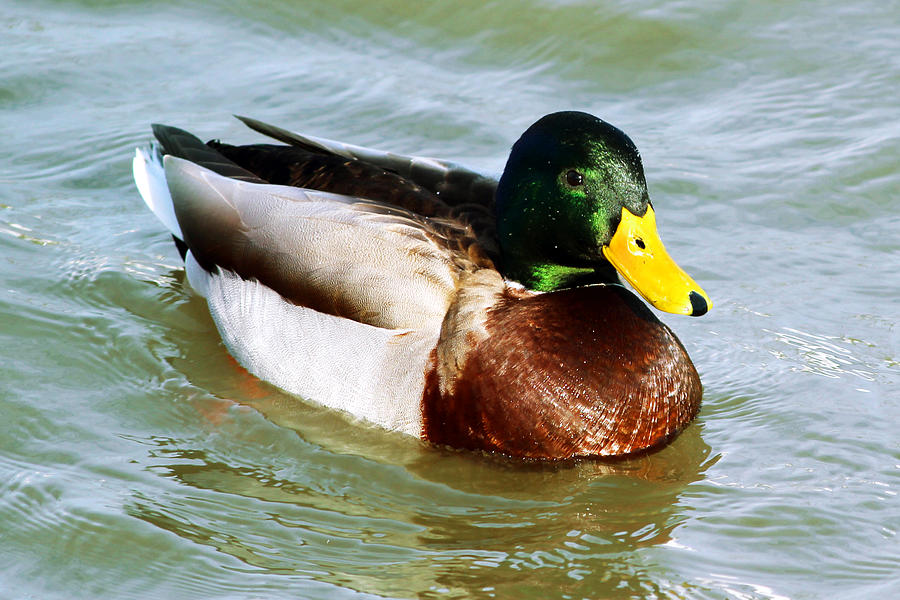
200;266;438;436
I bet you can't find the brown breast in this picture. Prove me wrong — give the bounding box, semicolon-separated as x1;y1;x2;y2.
422;284;702;459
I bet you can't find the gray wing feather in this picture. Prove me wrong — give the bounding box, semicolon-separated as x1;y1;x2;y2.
164;156;463;331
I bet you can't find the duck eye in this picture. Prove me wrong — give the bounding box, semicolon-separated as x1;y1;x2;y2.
565;170;584;187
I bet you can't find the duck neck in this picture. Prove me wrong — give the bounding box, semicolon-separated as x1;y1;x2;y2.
505;257;616;291
499;238;620;292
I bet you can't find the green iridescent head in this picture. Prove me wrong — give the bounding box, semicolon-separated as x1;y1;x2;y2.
496;111;649;290
496;111;711;316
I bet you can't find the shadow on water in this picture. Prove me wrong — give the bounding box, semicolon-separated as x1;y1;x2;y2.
127;429;715;598
125;287;718;597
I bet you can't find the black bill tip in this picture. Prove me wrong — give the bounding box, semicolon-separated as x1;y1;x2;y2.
689;291;709;317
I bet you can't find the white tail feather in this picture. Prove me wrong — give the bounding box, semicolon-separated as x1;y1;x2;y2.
133;147;183;239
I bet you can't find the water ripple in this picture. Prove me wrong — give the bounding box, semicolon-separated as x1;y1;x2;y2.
764;327;877;384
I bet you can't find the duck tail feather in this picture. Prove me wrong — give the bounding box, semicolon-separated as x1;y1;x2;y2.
151;123;267;184
133;145;184;242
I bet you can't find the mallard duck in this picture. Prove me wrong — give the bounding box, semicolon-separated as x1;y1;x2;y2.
133;111;711;460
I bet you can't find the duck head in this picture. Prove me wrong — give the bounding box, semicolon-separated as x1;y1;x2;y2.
496;111;711;316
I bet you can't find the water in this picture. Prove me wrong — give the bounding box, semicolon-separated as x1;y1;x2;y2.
2;1;898;598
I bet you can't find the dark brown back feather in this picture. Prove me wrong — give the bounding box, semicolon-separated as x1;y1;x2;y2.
208;142;449;220
235;115;498;211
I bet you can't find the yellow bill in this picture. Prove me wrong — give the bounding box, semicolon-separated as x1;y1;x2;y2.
602;206;712;316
